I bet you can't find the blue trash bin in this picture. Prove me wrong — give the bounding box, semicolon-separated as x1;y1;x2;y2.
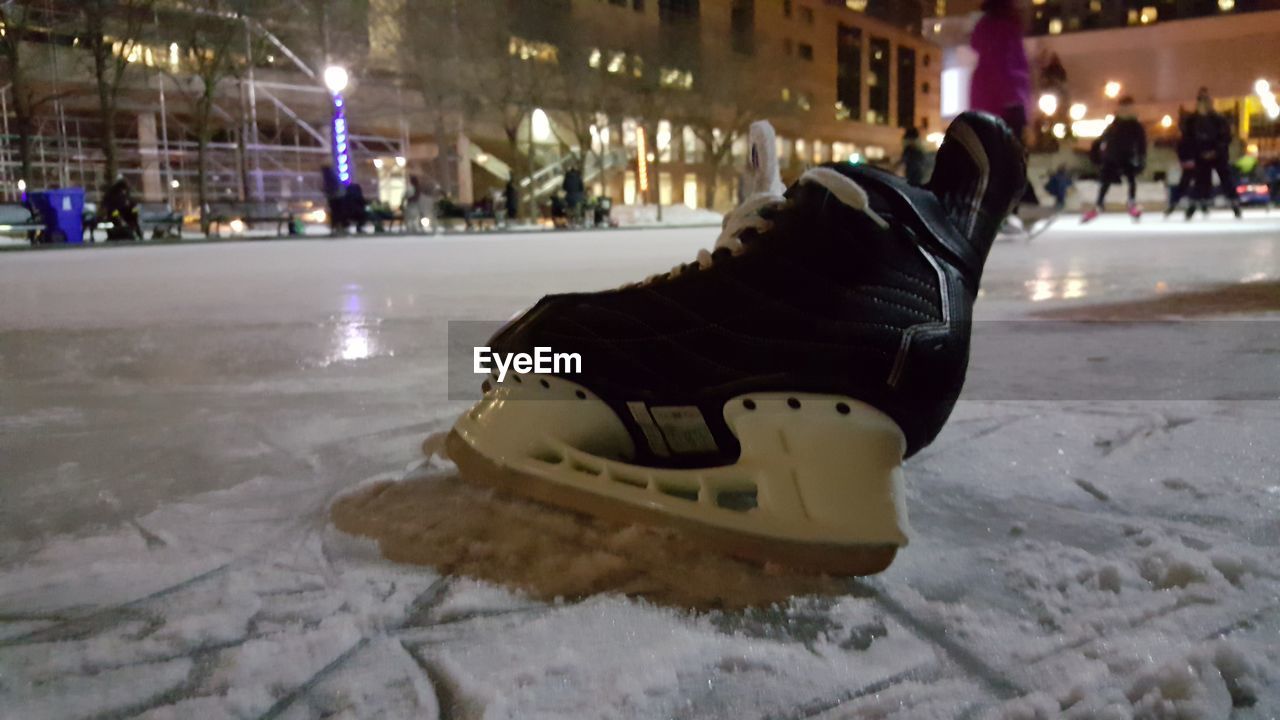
28;188;86;244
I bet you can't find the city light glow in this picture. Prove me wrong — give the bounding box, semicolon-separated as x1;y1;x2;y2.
395;156;407;167
636;126;649;194
531;108;552;142
1104;81;1122;99
1052;123;1067;139
1256;79;1280;120
1072;118;1110;138
1161;114;1174;128
1069;103;1087;121
1038;93;1059;116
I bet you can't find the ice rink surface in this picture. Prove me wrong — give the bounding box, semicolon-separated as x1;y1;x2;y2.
3;211;1280;718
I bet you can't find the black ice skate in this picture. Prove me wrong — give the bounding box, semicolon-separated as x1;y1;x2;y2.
442;112;1026;575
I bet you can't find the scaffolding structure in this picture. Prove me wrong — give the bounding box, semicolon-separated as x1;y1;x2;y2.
0;4;408;210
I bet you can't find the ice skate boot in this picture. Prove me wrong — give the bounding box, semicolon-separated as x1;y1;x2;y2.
1127;201;1143;222
444;112;1025;575
1081;206;1100;224
1232;200;1243;219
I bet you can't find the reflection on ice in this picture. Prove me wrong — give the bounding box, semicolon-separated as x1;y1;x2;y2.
1025;263;1089;302
340;327;371;361
326;289;381;364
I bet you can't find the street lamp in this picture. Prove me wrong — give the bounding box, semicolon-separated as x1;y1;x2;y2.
323;65;349;94
324;65;352;186
1104;81;1122;99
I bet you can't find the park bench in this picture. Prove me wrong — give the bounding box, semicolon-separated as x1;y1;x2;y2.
206;201;292;237
84;202;185;241
0;203;42;242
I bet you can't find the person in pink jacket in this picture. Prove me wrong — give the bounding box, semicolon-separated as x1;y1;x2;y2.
970;0;1037;205
971;0;1030;137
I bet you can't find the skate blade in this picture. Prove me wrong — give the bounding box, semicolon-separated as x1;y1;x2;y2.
446;430;897;577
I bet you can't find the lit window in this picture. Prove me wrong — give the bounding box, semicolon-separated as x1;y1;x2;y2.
588;48;602;68
1089;0;1101;11
846;0;867;10
797;91;812;111
659;67;694;89
1048;18;1063;34
508;36;558;63
1219;0;1235;10
1140;6;1157;23
781;87;792;102
607;51;626;74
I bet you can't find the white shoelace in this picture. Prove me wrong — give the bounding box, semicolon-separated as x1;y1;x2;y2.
644;120;889;284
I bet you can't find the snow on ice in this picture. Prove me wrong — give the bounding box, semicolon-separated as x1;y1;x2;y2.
2;219;1280;718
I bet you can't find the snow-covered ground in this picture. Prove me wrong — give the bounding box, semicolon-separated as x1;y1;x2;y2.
2;212;1280;719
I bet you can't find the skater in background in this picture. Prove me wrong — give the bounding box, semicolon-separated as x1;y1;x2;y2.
321;165;346;235
1083;96;1146;224
1179;87;1241;220
344;182;370;233
970;0;1038;208
1044;164;1073;211
1265;159;1280;208
402;175;425;233
897;127;927;186
100;176;143;241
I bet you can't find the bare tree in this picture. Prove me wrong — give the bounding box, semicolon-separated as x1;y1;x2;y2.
402;0;495;200
0;1;62;186
553;40;622;197
165;2;244;235
669;54;792;211
80;0;156;186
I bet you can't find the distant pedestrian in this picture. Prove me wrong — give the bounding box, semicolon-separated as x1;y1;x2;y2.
898;127;927;186
1043;164;1073;211
970;0;1038;206
1083;96;1146;223
505;179;519;224
1179;87;1241;220
562;165;585;225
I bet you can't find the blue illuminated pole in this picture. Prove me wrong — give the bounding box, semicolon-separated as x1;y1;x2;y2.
324;66;352;186
332;93;352;186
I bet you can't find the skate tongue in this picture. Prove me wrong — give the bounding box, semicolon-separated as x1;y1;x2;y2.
927;112;1026;268
744;121;786;197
